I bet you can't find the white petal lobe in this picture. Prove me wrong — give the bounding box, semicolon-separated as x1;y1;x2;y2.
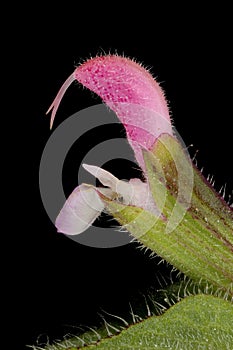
83;163;160;216
82;164;119;191
55;184;105;235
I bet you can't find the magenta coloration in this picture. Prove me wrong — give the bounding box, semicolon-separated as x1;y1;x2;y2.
46;55;173;235
47;55;172;170
74;56;170;119
75;56;172;169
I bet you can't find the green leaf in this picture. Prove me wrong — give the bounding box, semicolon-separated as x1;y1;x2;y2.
103;134;233;296
43;295;233;349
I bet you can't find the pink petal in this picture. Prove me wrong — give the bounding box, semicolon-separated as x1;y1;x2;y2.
47;55;173;171
55;184;105;235
75;56;170;121
74;55;172;170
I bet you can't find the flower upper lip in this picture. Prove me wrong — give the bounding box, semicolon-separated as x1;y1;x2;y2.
46;55;172;172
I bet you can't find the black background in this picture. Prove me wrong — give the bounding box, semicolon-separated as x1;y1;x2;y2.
8;7;232;350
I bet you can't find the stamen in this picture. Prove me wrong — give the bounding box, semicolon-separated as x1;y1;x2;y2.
46;71;76;129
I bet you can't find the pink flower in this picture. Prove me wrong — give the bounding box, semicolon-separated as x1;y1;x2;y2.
47;55;173;235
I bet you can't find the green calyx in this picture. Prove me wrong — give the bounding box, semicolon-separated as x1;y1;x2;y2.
104;134;233;296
